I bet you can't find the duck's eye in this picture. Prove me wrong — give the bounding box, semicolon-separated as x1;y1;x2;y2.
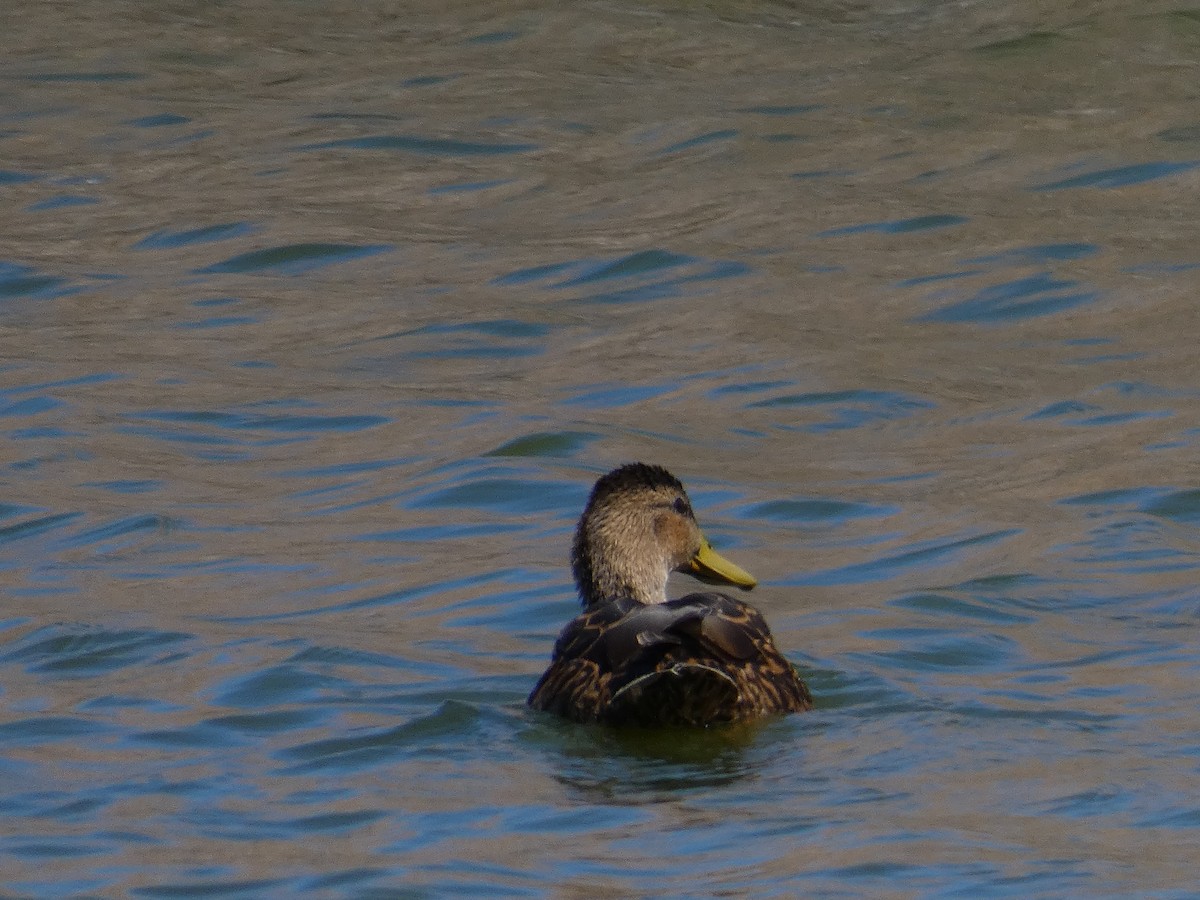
672;497;691;517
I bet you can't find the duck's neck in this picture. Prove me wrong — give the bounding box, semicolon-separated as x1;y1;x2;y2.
572;537;668;609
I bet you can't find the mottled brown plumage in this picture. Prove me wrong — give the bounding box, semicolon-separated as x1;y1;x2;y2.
528;463;813;726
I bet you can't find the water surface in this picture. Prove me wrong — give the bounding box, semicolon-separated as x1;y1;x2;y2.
4;0;1200;896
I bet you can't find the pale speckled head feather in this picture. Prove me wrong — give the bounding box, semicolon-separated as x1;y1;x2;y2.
570;463;702;608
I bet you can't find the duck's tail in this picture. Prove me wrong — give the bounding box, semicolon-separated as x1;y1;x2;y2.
606;662;741;727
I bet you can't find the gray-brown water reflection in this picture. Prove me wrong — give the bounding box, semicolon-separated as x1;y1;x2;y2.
4;0;1200;895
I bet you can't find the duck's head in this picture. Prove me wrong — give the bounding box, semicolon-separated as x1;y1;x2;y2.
571;462;757;609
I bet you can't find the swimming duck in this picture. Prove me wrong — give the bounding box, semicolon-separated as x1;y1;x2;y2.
528;463;812;726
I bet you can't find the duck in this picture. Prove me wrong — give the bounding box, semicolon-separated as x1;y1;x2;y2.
528;462;812;726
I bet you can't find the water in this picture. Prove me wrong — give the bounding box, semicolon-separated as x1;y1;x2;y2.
3;0;1200;895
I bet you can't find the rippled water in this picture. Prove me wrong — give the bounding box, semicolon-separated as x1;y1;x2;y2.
4;0;1200;895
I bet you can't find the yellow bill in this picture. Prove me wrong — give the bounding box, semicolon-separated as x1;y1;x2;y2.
685;537;757;590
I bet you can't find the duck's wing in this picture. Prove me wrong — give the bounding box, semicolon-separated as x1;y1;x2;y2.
661;592;775;661
604;592;812;724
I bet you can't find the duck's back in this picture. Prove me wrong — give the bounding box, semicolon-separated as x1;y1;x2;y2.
527;593;813;726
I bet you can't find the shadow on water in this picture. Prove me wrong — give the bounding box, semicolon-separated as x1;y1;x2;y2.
525;715;777;802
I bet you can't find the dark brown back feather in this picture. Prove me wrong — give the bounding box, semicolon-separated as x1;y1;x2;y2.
527;592;812;725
